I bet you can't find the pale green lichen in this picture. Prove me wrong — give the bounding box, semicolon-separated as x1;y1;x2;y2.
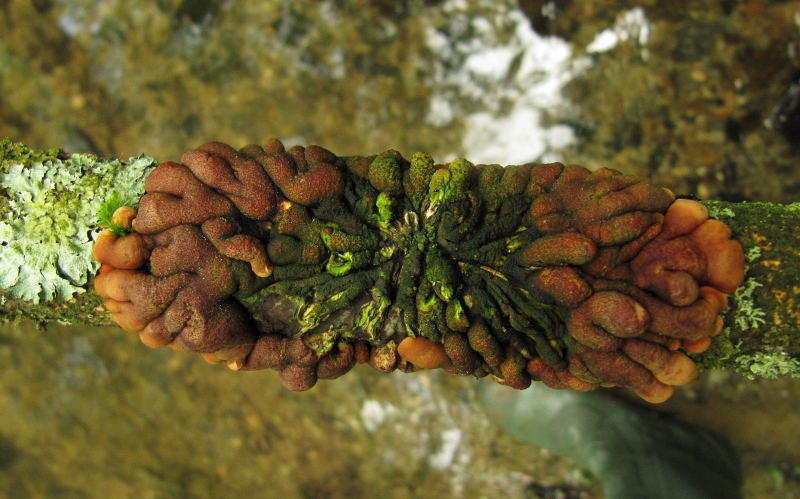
706;203;735;220
746;245;761;263
735;325;800;379
732;277;767;331
736;349;800;380
0;152;155;303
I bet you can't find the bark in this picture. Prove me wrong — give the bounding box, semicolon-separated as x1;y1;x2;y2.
0;139;797;379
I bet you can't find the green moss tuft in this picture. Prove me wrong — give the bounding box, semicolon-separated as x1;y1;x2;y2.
97;192;137;237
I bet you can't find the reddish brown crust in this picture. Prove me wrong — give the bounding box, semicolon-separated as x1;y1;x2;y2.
580;221;664;278
527;162;565;193
552;164;591;188
93;230;150;270
576;180;672;221
526;357;567;389
279;364;318;392
467;320;504;374
556;366;597;392
354;341;371;364
576;344;656;393
519;163;744;402
316;343;357;380
134;162;234;234
242;334;285;371
241;143;345;206
577;211;663;246
565;354;602;385
244;334;358;389
531;213;572;233
96;265;190;333
520;232;596;266
495;346;532;389
345;156;374;178
527;193;563;220
567;305;625;352
529;267;592;308
148;225;240;299
263;137;285;154
94;139;364;391
630;200;745;304
582;291;650;339
526;164;673;253
443;332;482;374
166;299;257;356
201;217;271;277
631;234;707;305
628;285;725;341
622;338;697;386
182;142;278;220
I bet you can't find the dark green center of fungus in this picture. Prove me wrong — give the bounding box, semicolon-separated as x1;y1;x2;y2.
242;149;567;372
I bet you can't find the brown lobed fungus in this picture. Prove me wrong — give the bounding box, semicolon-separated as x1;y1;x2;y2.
94;140;744;401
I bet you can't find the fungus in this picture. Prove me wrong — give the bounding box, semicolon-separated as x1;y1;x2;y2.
94;140;745;401
397;336;451;370
93;207;150;271
240;140;344;206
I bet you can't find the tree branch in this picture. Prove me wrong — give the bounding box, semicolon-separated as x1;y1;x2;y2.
1;138;797;380
693;200;800;378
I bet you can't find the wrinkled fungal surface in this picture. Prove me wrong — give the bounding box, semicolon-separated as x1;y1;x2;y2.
93;140;744;402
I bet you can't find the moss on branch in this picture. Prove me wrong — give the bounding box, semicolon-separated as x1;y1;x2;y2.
0;138;797;382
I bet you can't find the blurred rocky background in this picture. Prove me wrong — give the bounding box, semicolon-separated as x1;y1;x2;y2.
1;0;799;497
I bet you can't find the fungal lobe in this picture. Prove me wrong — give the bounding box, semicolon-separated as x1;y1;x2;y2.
93;140;744;401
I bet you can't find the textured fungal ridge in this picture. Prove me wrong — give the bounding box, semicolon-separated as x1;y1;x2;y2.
94;140;745;402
